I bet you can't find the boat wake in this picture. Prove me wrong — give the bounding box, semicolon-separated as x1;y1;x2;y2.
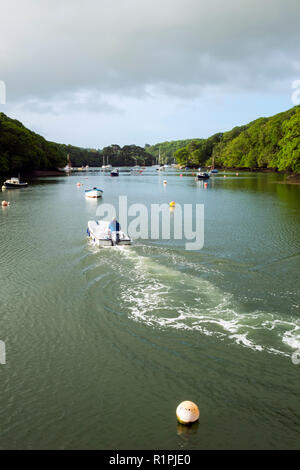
85;244;300;358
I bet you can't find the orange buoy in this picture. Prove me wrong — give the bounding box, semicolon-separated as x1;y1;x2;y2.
169;201;176;207
163;180;167;185
176;401;200;425
180;174;183;177
204;182;208;188
2;201;9;207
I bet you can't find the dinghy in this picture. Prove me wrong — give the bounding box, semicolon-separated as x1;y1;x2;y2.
87;221;131;246
85;187;103;198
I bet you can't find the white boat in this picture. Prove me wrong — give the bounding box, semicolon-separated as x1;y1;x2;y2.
130;165;142;174
2;177;28;189
87;220;131;246
85;187;103;198
59;154;73;172
102;164;112;171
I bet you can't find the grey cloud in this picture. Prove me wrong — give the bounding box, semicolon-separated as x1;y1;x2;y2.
1;0;300;105
14;92;123;115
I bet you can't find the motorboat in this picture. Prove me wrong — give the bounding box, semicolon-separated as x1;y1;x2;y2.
156;166;165;171
111;168;119;177
211;169;219;174
197;172;210;180
2;177;28;189
87;220;131;246
85;187;103;198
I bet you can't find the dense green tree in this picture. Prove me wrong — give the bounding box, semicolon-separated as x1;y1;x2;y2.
170;106;299;172
0;113;66;173
277;107;300;172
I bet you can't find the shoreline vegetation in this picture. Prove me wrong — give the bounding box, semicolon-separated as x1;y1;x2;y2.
0;105;299;176
146;105;300;174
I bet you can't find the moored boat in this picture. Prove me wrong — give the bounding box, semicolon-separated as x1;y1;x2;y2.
102;164;112;171
111;168;119;177
2;177;28;189
85;187;103;198
130;165;141;174
197;172;210;180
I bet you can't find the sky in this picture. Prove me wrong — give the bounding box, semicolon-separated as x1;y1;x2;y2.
0;0;299;148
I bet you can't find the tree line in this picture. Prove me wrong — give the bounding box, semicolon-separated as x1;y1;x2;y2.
172;106;299;172
0;106;299;174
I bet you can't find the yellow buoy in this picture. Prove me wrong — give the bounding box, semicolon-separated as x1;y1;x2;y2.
169;201;175;207
176;401;200;425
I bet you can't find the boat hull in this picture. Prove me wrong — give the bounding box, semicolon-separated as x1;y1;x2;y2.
3;182;28;188
85;189;103;198
197;173;210;180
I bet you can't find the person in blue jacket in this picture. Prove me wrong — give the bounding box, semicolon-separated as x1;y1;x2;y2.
108;217;120;244
108;217;120;232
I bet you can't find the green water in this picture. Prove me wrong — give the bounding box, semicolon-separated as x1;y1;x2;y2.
0;169;299;449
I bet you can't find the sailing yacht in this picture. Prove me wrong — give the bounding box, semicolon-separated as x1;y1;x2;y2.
101;155;112;171
60;154;73;172
156;148;164;171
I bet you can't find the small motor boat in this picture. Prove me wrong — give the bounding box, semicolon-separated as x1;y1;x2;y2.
85;187;103;198
211;169;219;174
111;169;119;177
2;177;28;189
197;172;210;180
87;221;131;246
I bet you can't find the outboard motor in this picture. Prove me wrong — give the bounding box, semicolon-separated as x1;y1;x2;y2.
111;231;120;246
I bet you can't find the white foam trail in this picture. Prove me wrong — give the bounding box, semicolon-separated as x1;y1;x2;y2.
87;244;300;358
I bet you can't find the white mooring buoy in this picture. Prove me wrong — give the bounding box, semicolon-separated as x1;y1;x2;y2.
176;401;200;425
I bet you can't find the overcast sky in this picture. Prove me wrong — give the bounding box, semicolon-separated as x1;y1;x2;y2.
1;0;299;148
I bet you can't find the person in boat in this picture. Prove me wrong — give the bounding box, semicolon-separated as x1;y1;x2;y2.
108;217;120;243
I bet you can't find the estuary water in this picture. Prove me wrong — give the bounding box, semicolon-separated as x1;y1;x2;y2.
0;168;299;449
